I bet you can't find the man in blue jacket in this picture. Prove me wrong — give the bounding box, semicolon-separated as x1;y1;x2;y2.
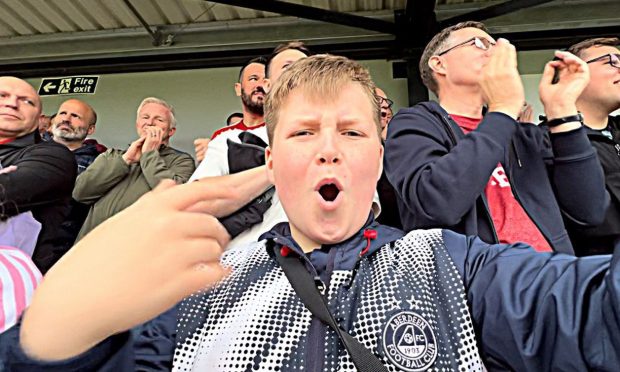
2;54;620;371
384;21;609;255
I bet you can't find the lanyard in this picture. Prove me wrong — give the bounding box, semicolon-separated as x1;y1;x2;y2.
272;242;388;372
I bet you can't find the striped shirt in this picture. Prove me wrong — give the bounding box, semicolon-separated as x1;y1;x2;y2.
0;246;42;333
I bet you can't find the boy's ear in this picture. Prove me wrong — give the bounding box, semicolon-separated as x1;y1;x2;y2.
265;146;275;184
377;145;384;181
263;78;272;93
234;82;242;97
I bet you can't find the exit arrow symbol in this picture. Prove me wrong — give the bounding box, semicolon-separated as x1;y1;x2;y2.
43;82;57;92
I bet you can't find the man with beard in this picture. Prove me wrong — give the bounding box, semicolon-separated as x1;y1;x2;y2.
190;47;310;251
50;99;107;263
72;97;195;241
51;99;104;174
193;57;267;162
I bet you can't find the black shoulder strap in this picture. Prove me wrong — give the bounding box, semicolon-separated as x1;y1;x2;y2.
273;245;388;372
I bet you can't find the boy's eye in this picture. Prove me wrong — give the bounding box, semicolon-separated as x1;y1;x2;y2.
343;130;362;137
292;130;312;137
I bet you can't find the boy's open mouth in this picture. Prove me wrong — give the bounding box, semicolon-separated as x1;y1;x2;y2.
318;183;340;202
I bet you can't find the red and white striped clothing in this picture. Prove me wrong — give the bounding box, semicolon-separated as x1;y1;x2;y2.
0;246;42;333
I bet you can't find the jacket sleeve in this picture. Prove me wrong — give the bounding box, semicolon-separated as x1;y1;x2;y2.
384;108;517;228
139;150;196;189
442;229;620;371
72;149;130;205
547;126;609;226
0;305;179;371
0;144;76;217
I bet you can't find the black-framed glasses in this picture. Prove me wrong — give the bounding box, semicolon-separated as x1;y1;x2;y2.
377;96;394;108
437;36;496;56
586;53;620;69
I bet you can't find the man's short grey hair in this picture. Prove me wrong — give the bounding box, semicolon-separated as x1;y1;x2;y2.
136;97;177;128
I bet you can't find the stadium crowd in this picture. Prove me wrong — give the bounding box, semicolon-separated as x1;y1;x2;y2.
0;21;620;371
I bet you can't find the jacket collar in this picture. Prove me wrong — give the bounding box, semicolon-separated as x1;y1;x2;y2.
0;130;39;149
260;213;403;271
584;115;620;141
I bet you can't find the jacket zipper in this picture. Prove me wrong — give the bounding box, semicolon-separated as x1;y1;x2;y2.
440;114;499;243
507;145;556;251
304;247;338;372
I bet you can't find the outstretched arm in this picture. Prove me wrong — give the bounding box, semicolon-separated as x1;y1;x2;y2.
443;230;620;370
11;180;231;364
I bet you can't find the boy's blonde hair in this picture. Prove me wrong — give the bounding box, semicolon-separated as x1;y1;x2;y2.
265;54;381;145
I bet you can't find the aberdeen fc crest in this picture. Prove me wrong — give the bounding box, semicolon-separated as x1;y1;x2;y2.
382;311;437;371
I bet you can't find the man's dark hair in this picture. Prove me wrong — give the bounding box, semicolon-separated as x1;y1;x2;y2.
567;37;619;59
266;41;311;78
419;21;488;96
226;112;243;125
238;56;267;82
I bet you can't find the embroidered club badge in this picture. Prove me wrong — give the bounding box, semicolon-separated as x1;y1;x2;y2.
382;311;437;371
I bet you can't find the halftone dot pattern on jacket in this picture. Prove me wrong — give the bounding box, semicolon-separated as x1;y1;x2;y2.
173;230;483;371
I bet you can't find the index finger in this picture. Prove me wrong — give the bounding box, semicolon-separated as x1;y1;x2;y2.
158;178;238;212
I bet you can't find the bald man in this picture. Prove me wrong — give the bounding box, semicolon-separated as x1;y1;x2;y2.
51;98;105;174
51;99;107;259
0;77;76;273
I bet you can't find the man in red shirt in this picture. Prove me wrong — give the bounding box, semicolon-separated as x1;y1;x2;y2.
384;21;609;254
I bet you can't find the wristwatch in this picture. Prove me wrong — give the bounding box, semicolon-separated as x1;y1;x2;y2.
544;113;583;127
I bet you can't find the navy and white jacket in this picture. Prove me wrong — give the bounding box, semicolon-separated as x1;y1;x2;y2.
2;218;620;371
384;101;609;254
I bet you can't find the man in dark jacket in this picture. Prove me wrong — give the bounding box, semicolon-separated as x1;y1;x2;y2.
4;55;620;372
50;99;107;258
0;76;76;273
566;37;620;255
385;21;608;255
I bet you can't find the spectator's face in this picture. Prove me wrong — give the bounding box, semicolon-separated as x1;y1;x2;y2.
0;77;41;139
266;49;308;87
437;28;495;90
52;99;94;142
580;45;620;112
266;82;383;248
236;63;265;115
38;115;51;134
375;87;392;137
135;103;175;141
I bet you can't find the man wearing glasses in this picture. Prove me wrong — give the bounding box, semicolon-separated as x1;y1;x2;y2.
375;87;393;140
566;37;620;256
384;21;608;254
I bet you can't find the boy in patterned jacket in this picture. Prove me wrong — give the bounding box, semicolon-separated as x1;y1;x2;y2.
2;53;620;371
